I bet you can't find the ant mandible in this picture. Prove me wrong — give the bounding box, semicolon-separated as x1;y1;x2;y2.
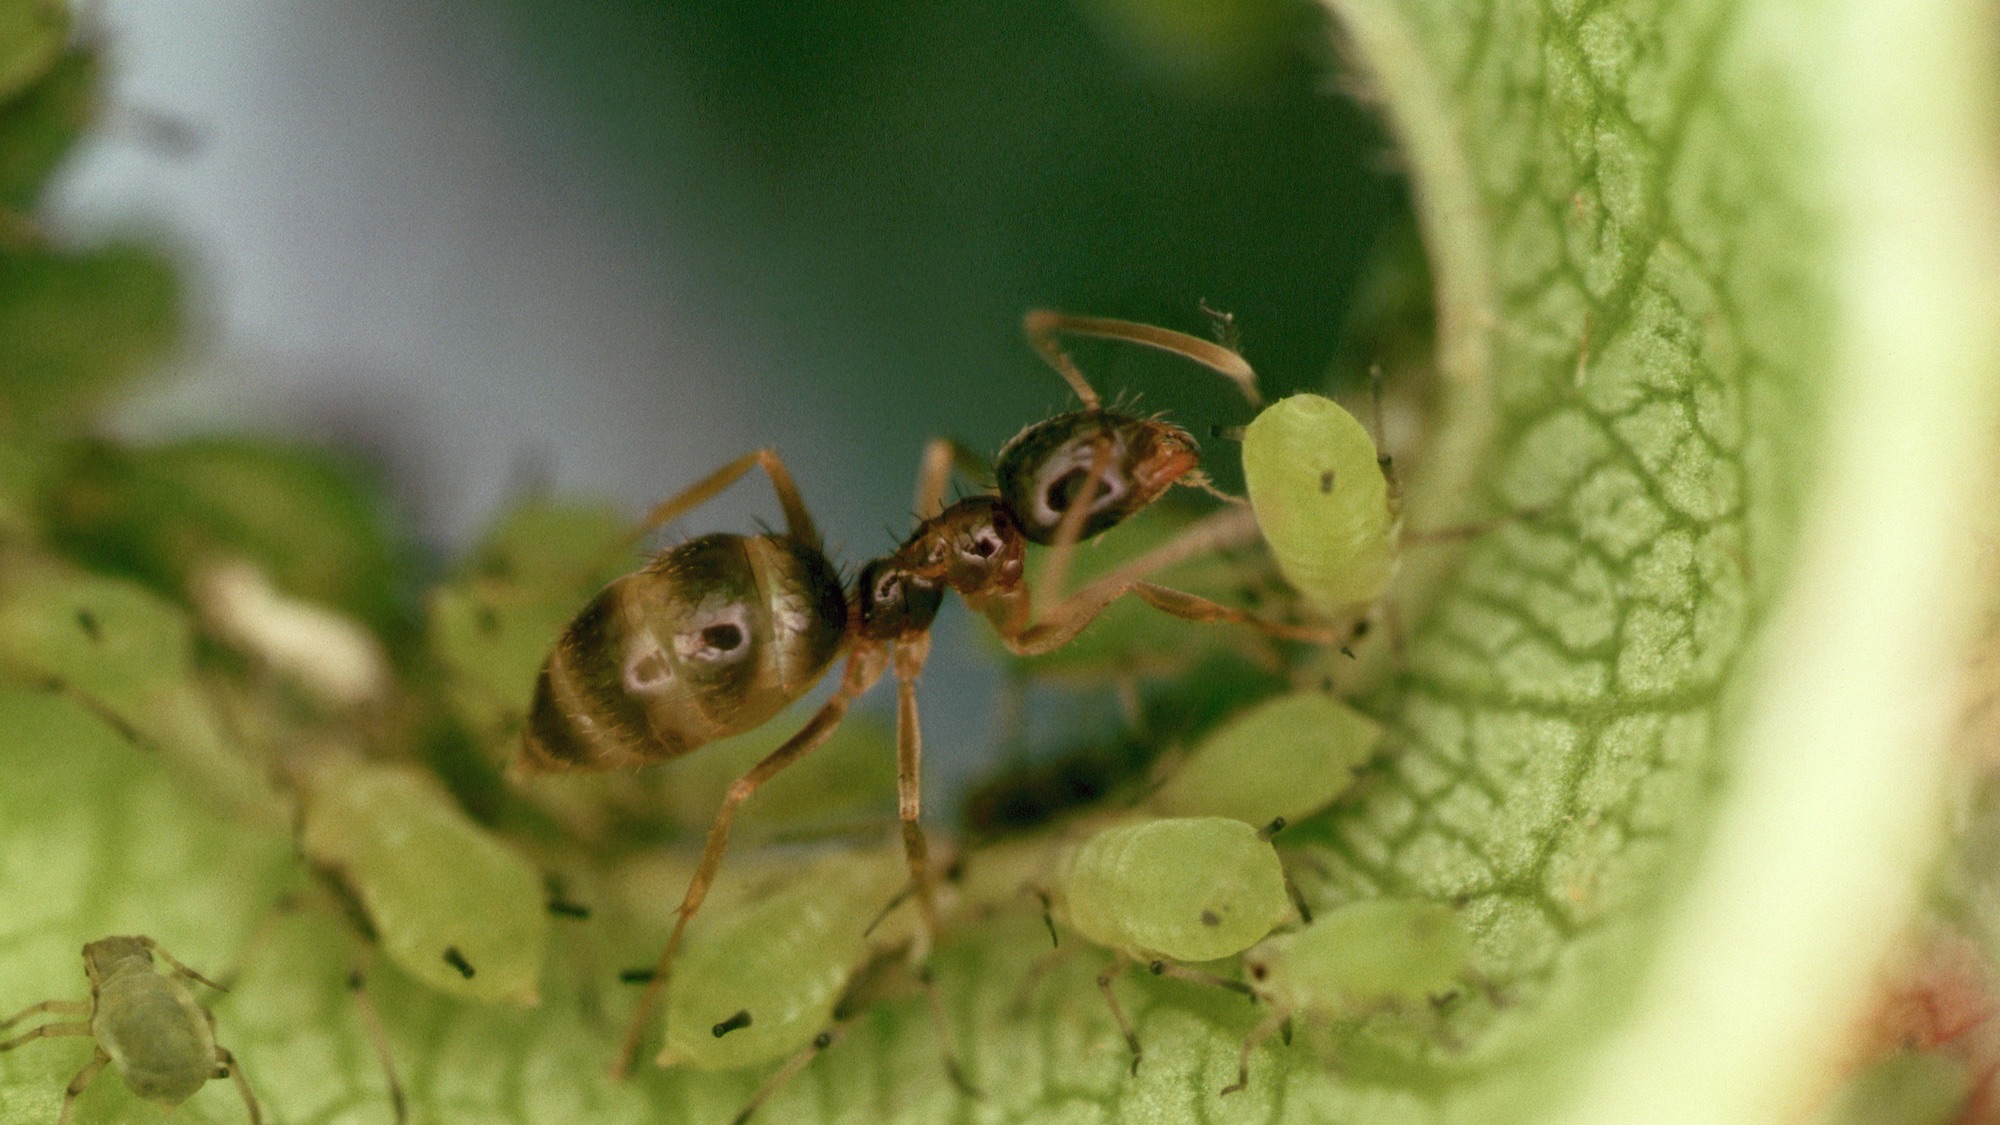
512;310;1330;1080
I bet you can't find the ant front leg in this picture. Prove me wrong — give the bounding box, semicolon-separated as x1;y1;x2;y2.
612;648;888;1081
1003;507;1335;656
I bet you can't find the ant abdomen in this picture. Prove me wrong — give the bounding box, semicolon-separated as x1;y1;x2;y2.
520;532;847;774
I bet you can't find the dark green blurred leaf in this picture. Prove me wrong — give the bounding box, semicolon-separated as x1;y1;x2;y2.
0;0;66;106
0;47;96;213
0;243;179;429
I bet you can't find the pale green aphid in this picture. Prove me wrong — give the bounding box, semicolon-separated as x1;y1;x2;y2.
1061;816;1293;963
1241;393;1395;612
658;847;907;1071
1225;897;1474;1095
0;558;283;819
0;936;261;1125
1147;689;1381;827
298;757;549;1006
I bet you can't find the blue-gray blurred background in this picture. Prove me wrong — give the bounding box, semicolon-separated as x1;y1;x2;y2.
51;0;1406;797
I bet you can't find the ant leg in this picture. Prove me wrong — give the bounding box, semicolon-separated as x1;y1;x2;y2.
1004;508;1327;656
0;1020;89;1052
891;638;941;943
140;937;227;992
732;1024;850;1125
346;963;408;1125
1219;1010;1288;1097
0;999;85;1028
1024;310;1262;409
634;448;821;551
612;648;889;1081
1094;955;1144;1076
213;1045;264;1125
1032;437;1115;612
1007;944;1072;1018
54;1048;108;1125
912;438;991;521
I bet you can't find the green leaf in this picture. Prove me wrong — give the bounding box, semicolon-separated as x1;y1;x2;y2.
0;0;66;106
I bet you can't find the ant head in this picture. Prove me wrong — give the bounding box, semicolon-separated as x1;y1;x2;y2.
994;411;1199;545
917;496;1026;594
854;558;944;642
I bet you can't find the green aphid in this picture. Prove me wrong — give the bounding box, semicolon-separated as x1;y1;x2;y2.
298;757;549;1006
0;557;281;817
1147;689;1381;828
1057;816;1294;1074
0;243;180;429
0;935;261;1125
1061;816;1292;963
657;848;906;1072
0;46;92;214
44;437;416;651
1226;897;1474;1095
427;499;633;738
0;0;68;106
1241;393;1395;612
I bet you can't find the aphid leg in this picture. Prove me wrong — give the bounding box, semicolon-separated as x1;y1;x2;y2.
53;1047;108;1125
613;650;887;1080
1023;310;1262;409
913;438;991;521
140;937;228;992
213;1040;264;1120
633;448;821;550
346;964;408;1125
1007;944;1073;1017
1147;960;1255;999
1367;363;1400;501
917;965;980;1098
0;1019;89;1052
1094;956;1144;1076
0;999;86;1029
891;637;942;943
1219;1009;1288;1097
731;1025;850;1125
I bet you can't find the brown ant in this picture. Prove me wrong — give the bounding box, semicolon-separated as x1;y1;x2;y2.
511;310;1330;1080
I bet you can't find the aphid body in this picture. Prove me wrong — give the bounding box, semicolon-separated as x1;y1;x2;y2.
299;757;549;1006
1241;393;1395;611
659;848;906;1071
1060;816;1292;963
0;936;261;1125
1224;898;1473;1095
1147;689;1381;828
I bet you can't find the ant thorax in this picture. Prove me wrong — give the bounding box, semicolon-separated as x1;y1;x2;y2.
856;498;1027;643
994;412;1200;545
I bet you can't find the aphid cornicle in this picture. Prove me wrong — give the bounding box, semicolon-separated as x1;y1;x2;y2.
0;936;261;1125
513;312;1326;1080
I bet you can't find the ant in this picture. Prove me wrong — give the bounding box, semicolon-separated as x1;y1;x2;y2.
511;310;1331;1080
